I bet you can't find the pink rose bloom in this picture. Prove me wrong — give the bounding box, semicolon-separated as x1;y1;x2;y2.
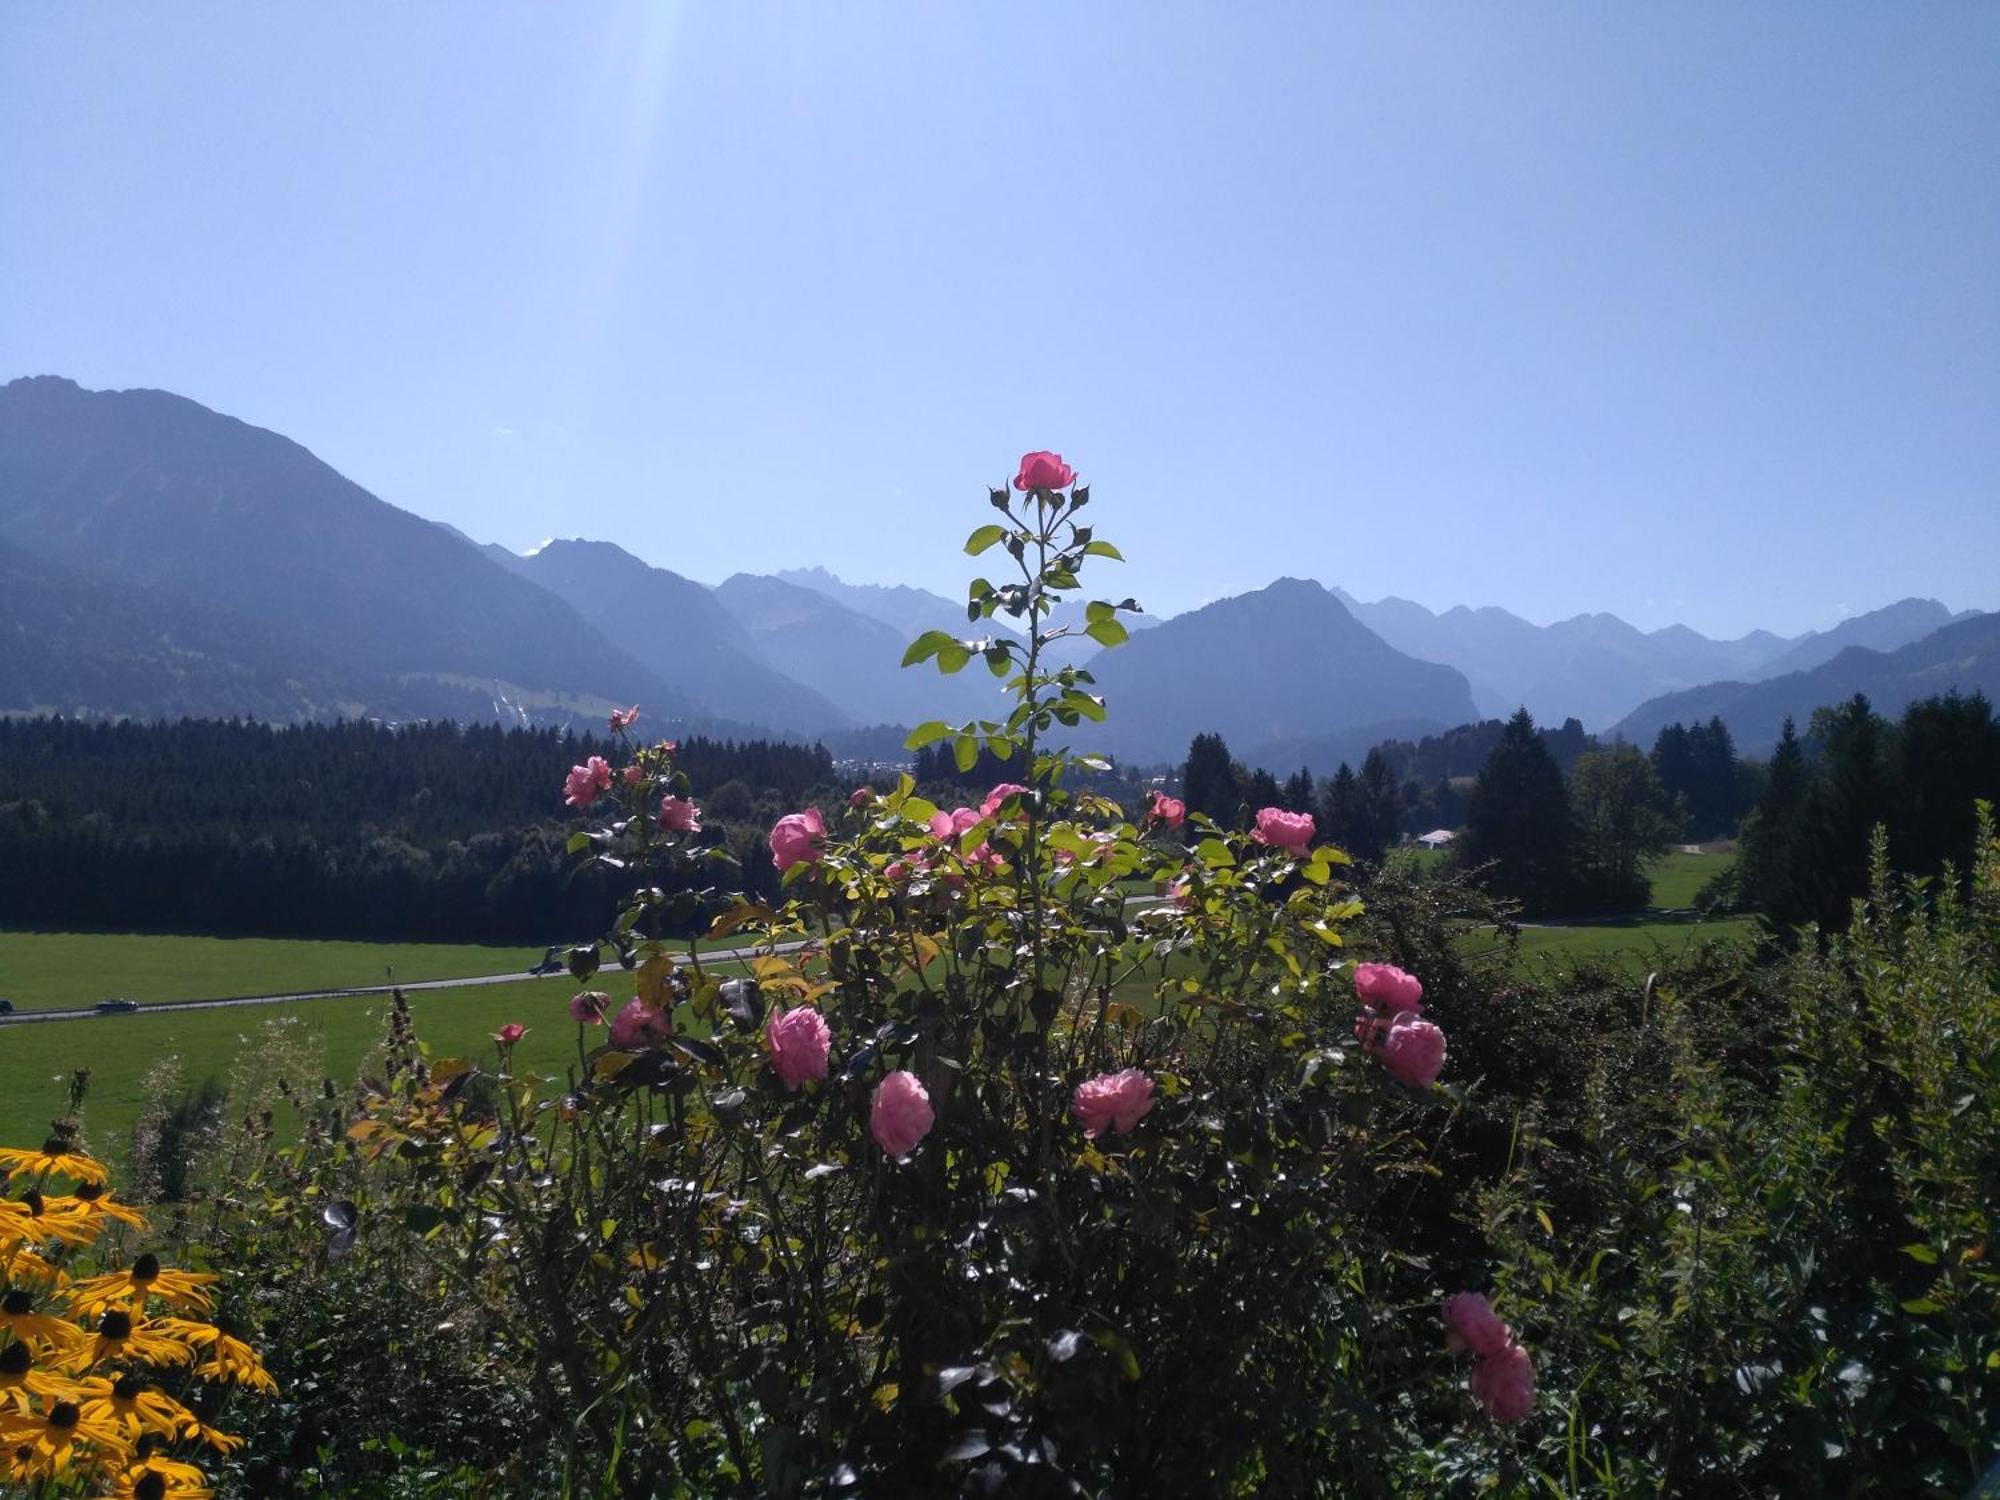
569;991;610;1024
1013;450;1075;492
563;756;614;809
1442;1292;1512;1359
849;786;875;808
1146;791;1186;829
1251;807;1314;854
622;764;647;785
1469;1340;1536;1424
765;1005;832;1090
609;706;639;732
608;997;671;1049
869;1070;935;1158
658;795;702;833
1071;1068;1156;1139
980;783;1029;819
930;806;983;841
769;808;826;871
1378;1013;1446;1088
1354;962;1424;1014
495;1022;527;1044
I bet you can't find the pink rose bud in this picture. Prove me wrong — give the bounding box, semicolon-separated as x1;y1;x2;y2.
658;795;702;833
622;764;647;785
764;1005;832;1090
1146;791;1186;829
869;1070;935;1158
1012;450;1076;492
1071;1068;1157;1139
608;997;671;1049
980;783;1029;819
849;786;875;808
1354;962;1424;1014
1442;1292;1513;1359
1250;807;1314;854
769;808;826;871
1469;1340;1536;1424
568;991;610;1024
495;1022;527;1044
1378;1013;1446;1089
609;706;639;731
563;756;614;809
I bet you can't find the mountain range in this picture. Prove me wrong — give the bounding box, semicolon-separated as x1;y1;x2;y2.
1;375;1989;769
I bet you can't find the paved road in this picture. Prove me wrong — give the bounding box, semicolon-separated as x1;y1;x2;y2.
0;939;811;1027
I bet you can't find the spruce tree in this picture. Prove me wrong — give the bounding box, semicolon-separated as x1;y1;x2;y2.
1460;708;1577;914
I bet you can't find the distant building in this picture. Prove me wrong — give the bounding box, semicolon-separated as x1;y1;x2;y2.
1417;828;1456;849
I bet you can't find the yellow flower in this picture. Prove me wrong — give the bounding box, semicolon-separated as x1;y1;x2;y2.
61;1310;195;1373
66;1255;218;1319
1;1241;69;1288
149;1319;275;1393
0;1287;88;1350
0;1339;76;1412
86;1454;216;1499
73;1373;200;1445
60;1183;152;1234
0;1141;111;1187
0;1395;130;1478
0;1190;100;1248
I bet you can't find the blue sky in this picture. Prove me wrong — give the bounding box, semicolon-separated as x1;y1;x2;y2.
3;3;1995;637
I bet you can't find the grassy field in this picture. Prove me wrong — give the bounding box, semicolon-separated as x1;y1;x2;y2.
0;931;544;1012
0;971;656;1167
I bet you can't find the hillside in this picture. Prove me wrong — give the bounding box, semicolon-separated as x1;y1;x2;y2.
1612;613;2000;754
0;377;688;726
1079;578;1479;766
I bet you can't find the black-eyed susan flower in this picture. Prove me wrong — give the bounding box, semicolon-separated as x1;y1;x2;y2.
150;1320;274;1393
63;1182;151;1234
66;1255;217;1319
0;1241;68;1288
63;1310;194;1373
0;1339;74;1412
0;1396;128;1478
86;1453;215;1499
0;1287;87;1349
0;1140;111;1187
72;1373;199;1445
1;1189;100;1248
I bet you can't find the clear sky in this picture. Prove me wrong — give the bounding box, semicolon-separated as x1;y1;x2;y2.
4;3;1996;638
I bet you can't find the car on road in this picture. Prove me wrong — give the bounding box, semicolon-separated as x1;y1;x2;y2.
94;998;140;1014
0;997;14;1014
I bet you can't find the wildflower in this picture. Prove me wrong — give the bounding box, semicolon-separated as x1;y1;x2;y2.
769;808;826;871
849;786;875;808
1250;807;1314;854
869;1071;935;1158
1145;791;1186;829
609;705;639;731
658;795;701;833
1013;450;1075;491
86;1453;218;1498
149;1321;275;1393
1;1141;110;1187
1354;962;1424;1014
494;1023;527;1045
2;1397;126;1478
0;1288;86;1349
65;1254;218;1318
622;764;646;785
562;756;613;809
764;1006;832;1090
63;1182;150;1233
73;1372;200;1445
1072;1069;1157;1139
68;1309;195;1371
0;1340;69;1406
568;991;610;1024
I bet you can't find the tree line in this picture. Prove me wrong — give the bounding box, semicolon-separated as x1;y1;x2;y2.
0;717;837;942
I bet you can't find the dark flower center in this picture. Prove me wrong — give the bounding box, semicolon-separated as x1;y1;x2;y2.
113;1372;146;1400
100;1309;133;1339
0;1342;28;1375
75;1182;105;1202
1;1290;32;1315
135;1475;168;1500
48;1400;79;1431
132;1253;160;1281
16;1190;43;1217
